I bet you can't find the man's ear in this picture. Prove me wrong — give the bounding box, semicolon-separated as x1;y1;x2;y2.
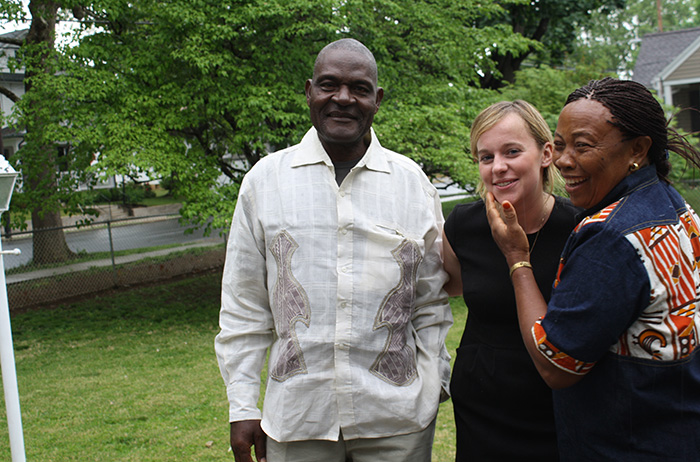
305;79;312;106
374;87;384;113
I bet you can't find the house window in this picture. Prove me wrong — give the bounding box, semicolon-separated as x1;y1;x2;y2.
689;86;700;133
57;145;70;172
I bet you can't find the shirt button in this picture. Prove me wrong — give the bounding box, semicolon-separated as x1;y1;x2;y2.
339;190;346;197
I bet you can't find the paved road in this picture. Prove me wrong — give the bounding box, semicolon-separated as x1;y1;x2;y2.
2;217;227;270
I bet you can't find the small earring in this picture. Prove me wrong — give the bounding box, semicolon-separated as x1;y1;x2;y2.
629;162;640;172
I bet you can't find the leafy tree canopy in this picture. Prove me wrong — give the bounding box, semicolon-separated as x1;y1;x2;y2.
478;0;625;89
42;0;534;233
4;0;652;238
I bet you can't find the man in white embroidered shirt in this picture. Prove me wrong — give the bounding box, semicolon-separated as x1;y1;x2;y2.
215;38;452;462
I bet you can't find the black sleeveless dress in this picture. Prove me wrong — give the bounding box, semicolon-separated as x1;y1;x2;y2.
445;196;579;461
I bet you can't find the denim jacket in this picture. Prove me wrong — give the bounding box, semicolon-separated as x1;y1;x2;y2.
533;166;700;460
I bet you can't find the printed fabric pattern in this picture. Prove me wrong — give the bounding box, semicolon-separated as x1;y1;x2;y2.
621;206;700;360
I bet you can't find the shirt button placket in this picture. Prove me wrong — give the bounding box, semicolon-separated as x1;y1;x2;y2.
335;186;354;429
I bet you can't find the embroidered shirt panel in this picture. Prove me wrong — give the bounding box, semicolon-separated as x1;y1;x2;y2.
269;231;311;381
370;240;422;386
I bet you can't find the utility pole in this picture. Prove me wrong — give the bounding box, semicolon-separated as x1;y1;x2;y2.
657;0;664;32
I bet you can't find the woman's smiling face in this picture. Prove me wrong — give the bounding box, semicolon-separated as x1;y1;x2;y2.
476;112;551;211
553;99;640;210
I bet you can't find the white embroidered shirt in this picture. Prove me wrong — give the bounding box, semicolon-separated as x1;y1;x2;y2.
215;127;452;442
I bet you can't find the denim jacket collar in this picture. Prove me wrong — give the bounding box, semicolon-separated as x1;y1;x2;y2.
577;165;659;221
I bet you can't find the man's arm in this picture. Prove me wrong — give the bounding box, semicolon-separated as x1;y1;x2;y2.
215;180;275;458
412;190;453;397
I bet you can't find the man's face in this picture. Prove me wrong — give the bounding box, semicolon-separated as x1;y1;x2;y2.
305;48;383;160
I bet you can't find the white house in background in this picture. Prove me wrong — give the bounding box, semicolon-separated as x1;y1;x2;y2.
633;27;700;134
0;29;131;191
0;29;27;160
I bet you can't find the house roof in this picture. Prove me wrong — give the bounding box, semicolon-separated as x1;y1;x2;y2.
633;27;700;87
2;126;25;139
0;29;27;50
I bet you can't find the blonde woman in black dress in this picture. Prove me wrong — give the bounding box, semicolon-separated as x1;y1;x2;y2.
443;100;579;461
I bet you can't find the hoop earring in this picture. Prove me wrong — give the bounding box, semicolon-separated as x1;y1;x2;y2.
629;162;640;172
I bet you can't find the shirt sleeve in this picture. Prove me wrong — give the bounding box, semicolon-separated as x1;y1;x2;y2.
214;176;275;422
412;187;453;399
534;223;650;372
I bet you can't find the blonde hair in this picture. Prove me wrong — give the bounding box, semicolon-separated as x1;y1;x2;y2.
470;100;563;196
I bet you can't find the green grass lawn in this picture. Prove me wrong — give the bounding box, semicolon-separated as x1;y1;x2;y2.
0;271;467;461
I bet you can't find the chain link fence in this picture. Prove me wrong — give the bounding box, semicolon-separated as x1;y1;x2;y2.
4;210;227;312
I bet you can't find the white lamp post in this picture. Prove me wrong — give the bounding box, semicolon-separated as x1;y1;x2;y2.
0;157;24;462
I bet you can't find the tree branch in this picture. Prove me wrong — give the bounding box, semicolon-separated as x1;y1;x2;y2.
530;17;550;43
0;37;24;47
0;84;20;103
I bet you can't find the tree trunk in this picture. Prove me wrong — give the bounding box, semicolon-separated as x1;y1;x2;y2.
31;210;73;264
25;0;75;264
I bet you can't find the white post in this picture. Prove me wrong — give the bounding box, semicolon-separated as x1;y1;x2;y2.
0;230;25;461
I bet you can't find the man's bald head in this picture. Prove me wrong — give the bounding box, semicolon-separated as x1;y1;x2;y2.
313;38;378;85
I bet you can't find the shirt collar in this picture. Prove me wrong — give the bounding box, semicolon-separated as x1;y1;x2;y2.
291;127;391;174
578;164;659;220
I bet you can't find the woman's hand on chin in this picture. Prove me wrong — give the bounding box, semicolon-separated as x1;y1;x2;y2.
485;192;530;266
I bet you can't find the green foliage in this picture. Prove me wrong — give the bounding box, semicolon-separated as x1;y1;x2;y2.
64;0;340;233
522;0;625;64
2;0;648;233
85;183;157;206
442;196;476;218
52;0;535;230
673;177;700;215
0;2;113;233
476;0;625;88
10;44;97;222
0;0;24;21
332;0;533;190
498;64;617;131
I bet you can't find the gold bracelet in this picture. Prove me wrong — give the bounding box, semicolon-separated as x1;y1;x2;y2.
509;261;533;278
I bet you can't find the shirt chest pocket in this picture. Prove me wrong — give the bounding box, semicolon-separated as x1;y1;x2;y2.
359;224;426;290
